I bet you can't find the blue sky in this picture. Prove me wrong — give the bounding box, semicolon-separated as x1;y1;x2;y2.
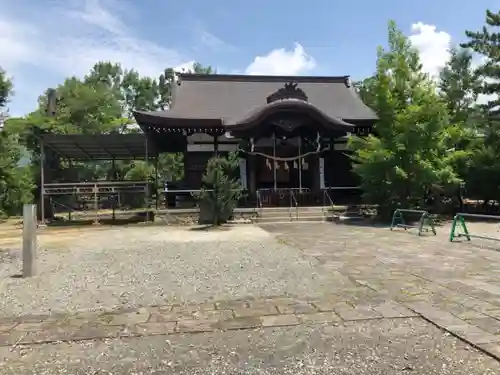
0;0;496;116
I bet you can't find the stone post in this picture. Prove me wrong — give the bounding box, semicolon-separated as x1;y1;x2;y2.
22;204;37;277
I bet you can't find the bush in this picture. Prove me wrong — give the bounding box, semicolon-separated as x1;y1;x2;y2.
195;152;244;225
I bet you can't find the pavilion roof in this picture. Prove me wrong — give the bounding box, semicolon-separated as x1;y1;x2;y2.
38;133;158;161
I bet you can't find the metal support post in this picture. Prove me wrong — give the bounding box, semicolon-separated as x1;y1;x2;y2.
93;183;99;225
40;140;45;226
273;133;277;190
145;137;150;222
298;137;302;193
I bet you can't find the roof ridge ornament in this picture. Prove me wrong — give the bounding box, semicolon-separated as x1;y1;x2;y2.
266;81;308;103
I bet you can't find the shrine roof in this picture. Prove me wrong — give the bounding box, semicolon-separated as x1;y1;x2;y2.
133;74;377;129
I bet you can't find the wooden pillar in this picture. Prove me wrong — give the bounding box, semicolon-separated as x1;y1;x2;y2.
144;136;150;222
248;154;256;196
213;134;219;156
183;150;189;186
311;154;320;192
155;157;159;210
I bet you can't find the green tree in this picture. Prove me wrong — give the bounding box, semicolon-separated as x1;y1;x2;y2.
461;10;500;117
84;62;160;127
354;76;377;109
0;68;34;218
196;152;243;225
439;48;481;125
5;61;214;217
348;21;459;217
0;68;12;110
437;47;484;208
459;10;500;205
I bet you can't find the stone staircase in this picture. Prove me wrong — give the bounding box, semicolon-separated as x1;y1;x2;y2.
254;205;369;224
254;206;331;223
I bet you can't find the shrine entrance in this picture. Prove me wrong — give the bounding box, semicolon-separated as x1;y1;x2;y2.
255;137;313;191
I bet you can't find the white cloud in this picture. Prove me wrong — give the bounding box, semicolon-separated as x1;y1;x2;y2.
408;22;452;79
0;0;193;115
174;61;196;73
245;43;316;75
199;30;231;51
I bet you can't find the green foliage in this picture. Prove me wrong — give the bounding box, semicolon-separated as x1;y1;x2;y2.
349;21;460;216
354;76;377;109
0;131;34;217
462;10;500;116
0;68;12;109
0;68;34;217
438;48;481;125
0;60;213;217
456;9;500;204
196;152;243;225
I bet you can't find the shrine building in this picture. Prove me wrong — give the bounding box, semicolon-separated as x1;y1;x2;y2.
133;73;377;206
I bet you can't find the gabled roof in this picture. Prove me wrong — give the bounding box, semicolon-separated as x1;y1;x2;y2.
134;74;377;130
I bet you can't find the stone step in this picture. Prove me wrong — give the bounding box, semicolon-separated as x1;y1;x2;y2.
259;206;334;214
260;211;328;219
254;215;327;223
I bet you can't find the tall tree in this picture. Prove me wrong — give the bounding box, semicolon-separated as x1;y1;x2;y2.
437;48;482;209
354;76;377;109
459;10;500;205
192;62;216;74
0;68;12;110
0;68;34;217
348;21;459;216
84;62;159;129
461;10;500;117
439;48;481;125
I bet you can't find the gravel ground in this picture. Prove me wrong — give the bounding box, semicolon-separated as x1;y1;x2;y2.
0;225;344;317
1;318;499;374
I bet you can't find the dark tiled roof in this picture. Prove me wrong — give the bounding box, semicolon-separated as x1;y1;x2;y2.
134;74;377;126
228;99;356;130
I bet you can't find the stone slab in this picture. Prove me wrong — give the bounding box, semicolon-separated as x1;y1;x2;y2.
261;314;300;327
333;302;383;321
177;320;216;333
216;317;262;331
234;306;278;318
297;312;341;324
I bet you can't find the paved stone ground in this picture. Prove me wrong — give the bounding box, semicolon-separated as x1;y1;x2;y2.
2;318;499;374
3;221;500;373
262;221;500;359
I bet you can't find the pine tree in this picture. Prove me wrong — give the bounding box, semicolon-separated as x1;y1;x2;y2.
460;10;500;205
439;48;481;125
349;21;459;217
461;10;500;117
197;152;243;225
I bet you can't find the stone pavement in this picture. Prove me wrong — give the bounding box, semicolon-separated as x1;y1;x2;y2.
2;287;500;362
0;294;418;347
4;221;500;373
260;221;500;360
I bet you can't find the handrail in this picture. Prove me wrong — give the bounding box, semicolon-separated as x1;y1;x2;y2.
322;189;334;220
289;189;298;221
51;198;79;221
